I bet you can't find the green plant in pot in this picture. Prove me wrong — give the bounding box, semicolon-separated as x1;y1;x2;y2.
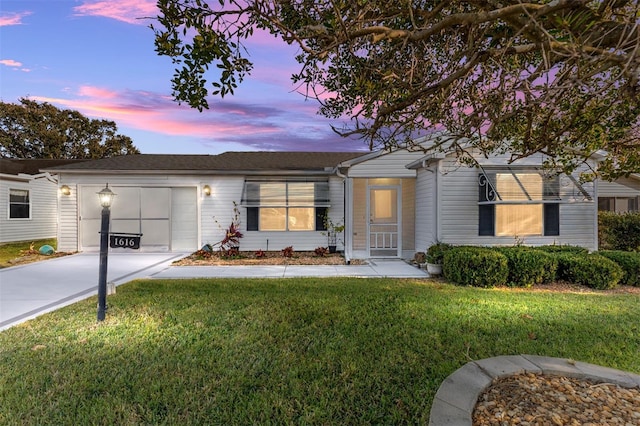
323;215;345;253
426;242;451;275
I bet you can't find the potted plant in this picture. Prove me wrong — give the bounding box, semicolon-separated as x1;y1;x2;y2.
425;242;451;275
323;215;345;253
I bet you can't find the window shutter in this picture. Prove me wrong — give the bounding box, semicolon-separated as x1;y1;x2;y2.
478;174;494;235
247;207;259;231
544;204;560;236
315;207;328;231
478;205;495;236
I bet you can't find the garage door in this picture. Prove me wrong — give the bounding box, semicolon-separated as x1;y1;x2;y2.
80;186;172;251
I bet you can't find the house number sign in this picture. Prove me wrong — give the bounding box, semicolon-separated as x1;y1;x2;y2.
109;234;142;249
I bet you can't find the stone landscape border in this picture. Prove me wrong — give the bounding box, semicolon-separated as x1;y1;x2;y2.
428;354;640;425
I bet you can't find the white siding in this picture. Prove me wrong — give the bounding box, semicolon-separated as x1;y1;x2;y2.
598;177;640;197
58;173;348;254
415;166;437;253
0;175;58;244
435;153;597;250
347;149;425;178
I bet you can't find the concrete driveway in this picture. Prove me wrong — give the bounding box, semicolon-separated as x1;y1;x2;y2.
0;252;185;330
1;254;427;331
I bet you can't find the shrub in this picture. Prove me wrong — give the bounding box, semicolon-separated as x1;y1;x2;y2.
443;247;508;288
314;246;329;257
496;247;558;287
535;245;588;255
598;250;640;286
426;242;452;264
254;249;266;258
281;246;294;258
599;211;640;251
556;253;623;290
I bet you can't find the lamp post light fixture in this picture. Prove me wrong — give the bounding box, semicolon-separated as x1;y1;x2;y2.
97;184;115;321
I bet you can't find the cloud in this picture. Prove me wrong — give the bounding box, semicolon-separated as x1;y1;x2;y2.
0;59;31;72
72;0;157;25
1;59;22;67
0;11;32;26
29;84;369;153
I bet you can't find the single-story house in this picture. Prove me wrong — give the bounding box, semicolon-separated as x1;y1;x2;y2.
0;159;87;244
35;138;638;260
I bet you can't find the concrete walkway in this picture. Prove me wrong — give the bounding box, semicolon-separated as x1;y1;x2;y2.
0;255;427;330
153;259;429;279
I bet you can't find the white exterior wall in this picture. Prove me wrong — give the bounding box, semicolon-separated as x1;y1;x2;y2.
58;173;345;253
0;175;58;244
346;149;425;178
434;153;597;250
598;177;640;197
414;165;438;253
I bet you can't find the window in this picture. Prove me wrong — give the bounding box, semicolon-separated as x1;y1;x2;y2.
242;180;329;231
9;188;30;219
598;197;639;213
479;170;560;237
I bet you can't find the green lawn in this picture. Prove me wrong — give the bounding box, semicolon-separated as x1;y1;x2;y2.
0;238;57;268
1;278;638;425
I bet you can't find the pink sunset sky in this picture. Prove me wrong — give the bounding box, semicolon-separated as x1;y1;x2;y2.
0;0;369;155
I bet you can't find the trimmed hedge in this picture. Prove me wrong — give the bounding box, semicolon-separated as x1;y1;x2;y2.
496;247;558;287
534;245;589;255
443;247;508;288
598;251;640;287
599;211;640;251
555;253;623;290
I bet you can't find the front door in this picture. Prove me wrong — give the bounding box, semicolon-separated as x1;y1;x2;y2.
368;186;400;257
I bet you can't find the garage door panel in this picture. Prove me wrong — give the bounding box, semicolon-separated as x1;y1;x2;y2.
111;187;140;219
171;187;198;251
141;188;170;218
141;220;170;246
80;186;104;218
110;219;141;235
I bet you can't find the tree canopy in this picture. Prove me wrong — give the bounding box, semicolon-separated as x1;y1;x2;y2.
151;0;640;179
0;99;139;159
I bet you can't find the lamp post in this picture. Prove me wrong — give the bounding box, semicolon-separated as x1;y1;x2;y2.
97;184;115;321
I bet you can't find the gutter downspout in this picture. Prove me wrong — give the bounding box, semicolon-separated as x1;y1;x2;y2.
593;178;599;252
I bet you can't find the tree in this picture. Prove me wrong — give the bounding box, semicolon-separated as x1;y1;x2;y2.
151;0;640;179
0;99;140;159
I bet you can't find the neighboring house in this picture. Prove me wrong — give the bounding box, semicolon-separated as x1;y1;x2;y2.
41;142;631;259
0;159;87;244
597;175;640;213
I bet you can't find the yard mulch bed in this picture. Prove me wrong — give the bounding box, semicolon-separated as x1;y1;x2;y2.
474;373;640;425
173;250;365;266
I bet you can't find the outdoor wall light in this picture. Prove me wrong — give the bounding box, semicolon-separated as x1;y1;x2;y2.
60;185;71;196
203;185;212;196
98;184;115;208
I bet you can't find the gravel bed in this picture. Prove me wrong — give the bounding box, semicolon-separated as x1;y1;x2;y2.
473;372;640;425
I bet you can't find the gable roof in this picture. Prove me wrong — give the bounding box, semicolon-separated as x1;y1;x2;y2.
42;152;367;174
0;159;90;176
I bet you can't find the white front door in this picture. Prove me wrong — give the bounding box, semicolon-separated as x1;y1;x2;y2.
368;186;401;257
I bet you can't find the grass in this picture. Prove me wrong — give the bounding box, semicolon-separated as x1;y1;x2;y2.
1;278;638;425
0;238;57;268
